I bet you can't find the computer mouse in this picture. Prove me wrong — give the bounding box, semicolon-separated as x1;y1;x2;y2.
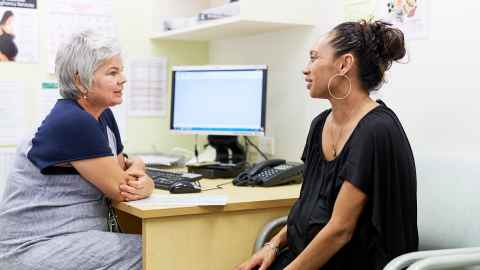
169;181;202;194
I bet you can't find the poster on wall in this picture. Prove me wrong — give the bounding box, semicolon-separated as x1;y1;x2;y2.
46;0;116;73
127;57;168;117
0;81;25;145
375;0;429;40
344;0;376;21
0;0;39;63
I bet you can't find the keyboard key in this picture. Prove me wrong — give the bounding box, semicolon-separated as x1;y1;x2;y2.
146;169;202;190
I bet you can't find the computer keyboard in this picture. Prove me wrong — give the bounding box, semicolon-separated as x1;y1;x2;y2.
146;168;203;190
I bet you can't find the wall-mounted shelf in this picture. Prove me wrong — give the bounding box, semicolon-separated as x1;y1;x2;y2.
151;0;318;41
151;17;313;41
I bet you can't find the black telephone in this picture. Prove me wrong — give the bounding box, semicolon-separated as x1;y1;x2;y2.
233;159;304;187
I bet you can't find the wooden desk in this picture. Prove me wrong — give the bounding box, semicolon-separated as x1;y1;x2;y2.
114;179;301;270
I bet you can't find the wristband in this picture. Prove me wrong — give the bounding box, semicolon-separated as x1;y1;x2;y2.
263;242;279;256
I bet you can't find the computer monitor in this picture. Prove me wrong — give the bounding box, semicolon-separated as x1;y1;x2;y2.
170;65;268;163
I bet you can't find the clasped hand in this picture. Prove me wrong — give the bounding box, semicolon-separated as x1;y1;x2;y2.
119;157;154;201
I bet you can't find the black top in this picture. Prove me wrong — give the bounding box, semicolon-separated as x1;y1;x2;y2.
28;99;123;175
287;100;418;270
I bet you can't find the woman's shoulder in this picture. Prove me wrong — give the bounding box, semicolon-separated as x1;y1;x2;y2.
310;108;331;129
357;100;406;139
50;99;96;123
38;99;101;136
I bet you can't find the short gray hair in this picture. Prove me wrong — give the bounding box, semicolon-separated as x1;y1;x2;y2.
55;30;121;99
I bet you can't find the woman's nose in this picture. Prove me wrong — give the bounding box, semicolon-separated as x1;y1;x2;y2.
119;73;127;85
302;68;310;76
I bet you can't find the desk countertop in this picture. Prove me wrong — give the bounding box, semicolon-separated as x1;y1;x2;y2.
114;179;301;219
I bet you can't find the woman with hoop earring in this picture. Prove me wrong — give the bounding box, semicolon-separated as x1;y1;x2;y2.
236;19;418;270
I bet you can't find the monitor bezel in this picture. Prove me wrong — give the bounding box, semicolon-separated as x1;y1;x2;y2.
170;65;268;136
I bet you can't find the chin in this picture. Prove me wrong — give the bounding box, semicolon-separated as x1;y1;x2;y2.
110;98;123;107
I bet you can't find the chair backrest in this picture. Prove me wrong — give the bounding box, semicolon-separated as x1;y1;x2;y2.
416;155;480;250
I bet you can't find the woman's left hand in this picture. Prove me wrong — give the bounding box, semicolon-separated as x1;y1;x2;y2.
124;156;145;171
119;171;154;201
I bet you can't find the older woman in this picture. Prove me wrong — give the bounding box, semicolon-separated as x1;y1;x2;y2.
236;20;418;270
0;31;153;270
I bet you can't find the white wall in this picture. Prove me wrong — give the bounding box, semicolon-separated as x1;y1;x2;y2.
210;0;480;249
379;0;480;249
210;1;340;160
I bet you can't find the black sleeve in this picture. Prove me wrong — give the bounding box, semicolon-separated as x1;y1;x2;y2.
339;111;418;264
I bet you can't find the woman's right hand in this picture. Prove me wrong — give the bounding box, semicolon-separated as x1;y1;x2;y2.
234;245;277;270
119;169;154;201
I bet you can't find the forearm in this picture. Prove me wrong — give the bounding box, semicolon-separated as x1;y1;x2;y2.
285;223;352;270
269;225;288;249
125;156;145;171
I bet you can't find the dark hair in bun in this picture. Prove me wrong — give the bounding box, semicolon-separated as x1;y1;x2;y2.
329;19;406;91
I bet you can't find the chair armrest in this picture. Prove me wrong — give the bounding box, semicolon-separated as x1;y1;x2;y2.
408;251;480;270
253;216;288;253
383;247;480;270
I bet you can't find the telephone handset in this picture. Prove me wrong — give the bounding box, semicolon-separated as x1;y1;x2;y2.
233;159;304;187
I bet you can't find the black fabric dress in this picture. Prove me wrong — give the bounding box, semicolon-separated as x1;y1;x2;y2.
273;100;418;270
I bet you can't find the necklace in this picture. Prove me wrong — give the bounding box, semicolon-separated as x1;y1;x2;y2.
330;123;346;158
329;99;372;158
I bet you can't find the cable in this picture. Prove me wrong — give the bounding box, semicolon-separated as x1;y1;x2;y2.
194;134;199;163
201;180;233;191
244;136;269;161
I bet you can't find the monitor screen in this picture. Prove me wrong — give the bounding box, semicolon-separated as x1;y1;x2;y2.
170;65;267;136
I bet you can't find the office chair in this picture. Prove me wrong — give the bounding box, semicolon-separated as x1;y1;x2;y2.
253;216;287;253
253;158;480;269
254;219;480;270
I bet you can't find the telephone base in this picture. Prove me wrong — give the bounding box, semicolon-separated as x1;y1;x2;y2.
187;162;246;179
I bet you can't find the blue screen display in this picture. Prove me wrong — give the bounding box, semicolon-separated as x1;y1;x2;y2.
171;67;266;135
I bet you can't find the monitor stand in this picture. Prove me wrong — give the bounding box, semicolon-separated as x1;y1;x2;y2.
207;135;246;164
187;135;246;179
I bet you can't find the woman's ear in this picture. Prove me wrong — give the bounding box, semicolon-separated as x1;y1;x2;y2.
339;53;354;75
73;73;88;95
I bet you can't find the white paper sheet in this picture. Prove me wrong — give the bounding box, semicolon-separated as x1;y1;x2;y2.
46;0;116;73
126;194;228;207
127;58;168;116
0;147;15;199
0;81;25;145
37;81;61;124
0;1;39;63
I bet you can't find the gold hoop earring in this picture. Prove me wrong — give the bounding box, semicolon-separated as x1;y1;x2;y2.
328;74;352;100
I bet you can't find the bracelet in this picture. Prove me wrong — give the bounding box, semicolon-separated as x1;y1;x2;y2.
263;242;279;256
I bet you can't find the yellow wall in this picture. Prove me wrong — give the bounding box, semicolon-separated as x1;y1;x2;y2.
0;0;209;154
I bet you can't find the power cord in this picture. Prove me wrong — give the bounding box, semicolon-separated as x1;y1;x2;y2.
244;136;269;161
201;180;233;191
194;134;199;163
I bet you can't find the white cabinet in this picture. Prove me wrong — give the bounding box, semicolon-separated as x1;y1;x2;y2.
151;0;318;41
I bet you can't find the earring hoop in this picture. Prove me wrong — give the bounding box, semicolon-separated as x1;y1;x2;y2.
328;73;352;100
